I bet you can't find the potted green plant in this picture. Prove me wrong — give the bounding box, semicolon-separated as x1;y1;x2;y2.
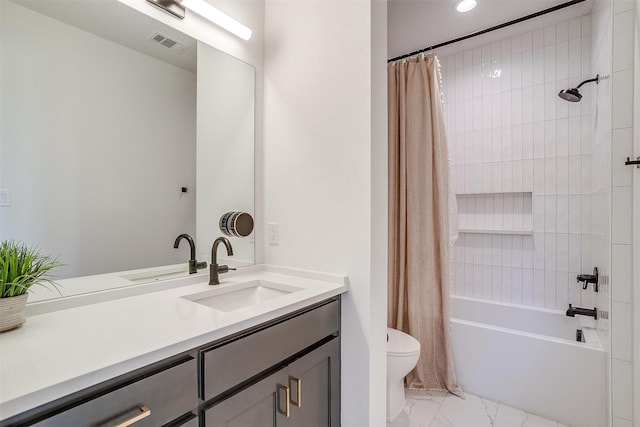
0;240;62;332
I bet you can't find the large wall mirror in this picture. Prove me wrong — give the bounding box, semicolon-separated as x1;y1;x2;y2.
0;0;255;302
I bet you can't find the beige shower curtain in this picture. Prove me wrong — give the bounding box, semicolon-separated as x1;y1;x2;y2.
387;54;462;397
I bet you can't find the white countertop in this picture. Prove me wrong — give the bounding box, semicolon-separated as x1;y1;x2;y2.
0;265;348;420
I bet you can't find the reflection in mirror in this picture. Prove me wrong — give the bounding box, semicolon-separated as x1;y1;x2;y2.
0;0;255;302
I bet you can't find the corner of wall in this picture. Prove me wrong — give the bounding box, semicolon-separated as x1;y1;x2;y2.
262;0;384;424
610;0;636;425
371;2;388;426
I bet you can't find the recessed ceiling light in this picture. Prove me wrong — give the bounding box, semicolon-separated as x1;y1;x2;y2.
454;0;477;13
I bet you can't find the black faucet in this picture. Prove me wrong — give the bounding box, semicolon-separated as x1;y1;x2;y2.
576;267;599;292
209;237;236;285
173;234;207;274
566;304;597;319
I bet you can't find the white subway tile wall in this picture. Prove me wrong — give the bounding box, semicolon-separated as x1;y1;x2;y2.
590;0;613;358
444;15;602;311
447;0;631;423
610;0;635;424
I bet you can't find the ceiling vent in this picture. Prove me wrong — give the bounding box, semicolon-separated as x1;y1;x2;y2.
148;32;189;55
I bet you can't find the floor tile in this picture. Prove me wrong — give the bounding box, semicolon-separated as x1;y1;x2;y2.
388;389;564;427
494;404;559;427
405;396;441;426
387;391;442;427
430;393;499;427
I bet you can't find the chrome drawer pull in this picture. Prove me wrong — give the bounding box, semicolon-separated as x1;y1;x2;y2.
276;384;290;417
289;376;302;408
112;405;151;427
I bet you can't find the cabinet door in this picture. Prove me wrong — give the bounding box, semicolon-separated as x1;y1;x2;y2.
287;339;340;427
204;369;291;427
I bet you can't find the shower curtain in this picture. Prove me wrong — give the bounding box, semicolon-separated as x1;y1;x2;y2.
387;53;462;397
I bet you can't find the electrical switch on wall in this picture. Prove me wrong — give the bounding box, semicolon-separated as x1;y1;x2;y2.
267;223;279;245
0;189;11;207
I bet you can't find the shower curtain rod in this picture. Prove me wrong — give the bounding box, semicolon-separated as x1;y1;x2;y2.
388;0;586;63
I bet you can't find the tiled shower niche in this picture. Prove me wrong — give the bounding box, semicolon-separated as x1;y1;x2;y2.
457;192;533;235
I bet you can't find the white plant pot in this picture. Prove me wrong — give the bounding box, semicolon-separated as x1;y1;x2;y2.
0;293;28;332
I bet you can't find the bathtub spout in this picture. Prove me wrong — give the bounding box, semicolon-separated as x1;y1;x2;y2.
566;304;597;319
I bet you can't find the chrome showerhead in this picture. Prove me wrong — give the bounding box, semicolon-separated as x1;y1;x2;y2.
558;74;599;102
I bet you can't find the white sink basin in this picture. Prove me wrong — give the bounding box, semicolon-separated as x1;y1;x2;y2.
182;280;302;312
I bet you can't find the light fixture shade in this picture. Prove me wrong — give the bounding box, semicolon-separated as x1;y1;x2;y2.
181;0;252;40
454;0;477;13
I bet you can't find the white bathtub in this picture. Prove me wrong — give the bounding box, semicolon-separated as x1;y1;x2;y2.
451;296;607;427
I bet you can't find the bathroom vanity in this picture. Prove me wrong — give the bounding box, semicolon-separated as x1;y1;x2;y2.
0;267;346;427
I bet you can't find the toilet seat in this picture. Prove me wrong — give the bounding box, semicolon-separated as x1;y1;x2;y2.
387;328;420;357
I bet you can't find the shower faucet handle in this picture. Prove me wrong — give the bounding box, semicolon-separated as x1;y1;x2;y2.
576;267;599;292
625;156;640;168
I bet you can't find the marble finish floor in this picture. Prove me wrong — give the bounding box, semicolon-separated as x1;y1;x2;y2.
387;389;568;427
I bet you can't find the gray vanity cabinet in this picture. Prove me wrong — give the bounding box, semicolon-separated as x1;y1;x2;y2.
204;339;340;426
1;298;340;427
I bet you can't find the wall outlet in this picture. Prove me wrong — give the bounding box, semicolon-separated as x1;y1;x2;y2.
267;223;279;245
0;189;11;207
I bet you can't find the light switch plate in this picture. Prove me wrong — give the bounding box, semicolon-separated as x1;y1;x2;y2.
0;189;11;207
268;223;279;245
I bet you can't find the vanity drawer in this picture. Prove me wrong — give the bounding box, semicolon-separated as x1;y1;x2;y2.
200;299;339;401
34;357;197;427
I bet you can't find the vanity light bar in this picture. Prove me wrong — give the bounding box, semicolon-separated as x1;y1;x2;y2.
182;0;252;40
146;0;252;41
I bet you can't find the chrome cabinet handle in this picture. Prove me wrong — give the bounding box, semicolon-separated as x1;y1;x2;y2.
112;405;151;427
276;384;290;417
289;376;302;408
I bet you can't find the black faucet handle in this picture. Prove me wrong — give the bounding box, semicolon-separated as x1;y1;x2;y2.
217;265;236;274
576;268;599;292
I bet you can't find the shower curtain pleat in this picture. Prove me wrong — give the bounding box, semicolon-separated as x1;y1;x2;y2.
387;54;463;397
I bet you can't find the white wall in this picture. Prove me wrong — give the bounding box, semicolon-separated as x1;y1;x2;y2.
590;2;613;424
609;0;636;424
370;0;388;422
263;0;387;424
634;2;640;424
0;1;196;278
443;15;602;313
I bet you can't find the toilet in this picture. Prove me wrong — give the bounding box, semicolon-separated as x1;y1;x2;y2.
386;327;421;422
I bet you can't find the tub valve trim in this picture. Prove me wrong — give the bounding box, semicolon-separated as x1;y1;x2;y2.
576;267;598;292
